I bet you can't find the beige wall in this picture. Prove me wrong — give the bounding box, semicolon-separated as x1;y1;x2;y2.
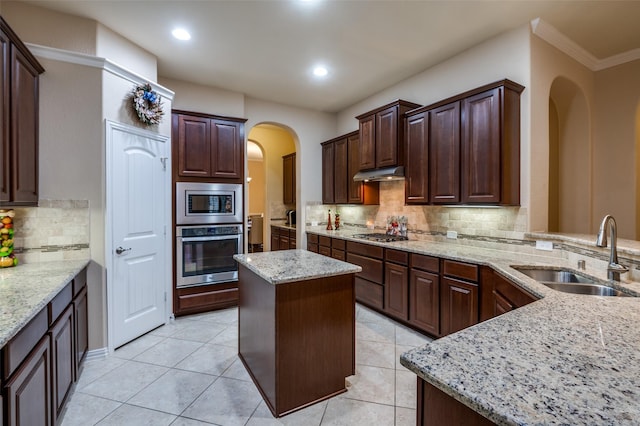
159;76;245;118
247;160;266;216
593;60;640;239
3;1;97;54
97;23;157;81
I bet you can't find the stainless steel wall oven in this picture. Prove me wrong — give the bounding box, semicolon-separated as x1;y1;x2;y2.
176;224;243;288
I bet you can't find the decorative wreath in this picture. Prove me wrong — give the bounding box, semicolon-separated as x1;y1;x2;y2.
132;83;164;125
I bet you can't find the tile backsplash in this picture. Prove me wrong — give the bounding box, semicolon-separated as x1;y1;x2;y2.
307;180;527;240
11;200;90;263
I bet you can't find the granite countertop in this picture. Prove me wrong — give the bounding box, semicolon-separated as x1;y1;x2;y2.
0;259;90;347
306;226;640;425
271;222;296;231
234;249;361;285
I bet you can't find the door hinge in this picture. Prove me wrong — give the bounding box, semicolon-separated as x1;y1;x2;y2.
164;291;167;302
160;157;168;171
164;225;167;237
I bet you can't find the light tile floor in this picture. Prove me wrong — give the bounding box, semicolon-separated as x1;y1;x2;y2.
61;304;432;426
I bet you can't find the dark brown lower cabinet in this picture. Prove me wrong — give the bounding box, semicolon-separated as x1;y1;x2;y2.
384;262;408;321
6;335;51;426
175;282;238;316
50;305;74;423
480;267;538;322
409;269;440;337
74;285;88;377
440;277;478;336
417;378;495;426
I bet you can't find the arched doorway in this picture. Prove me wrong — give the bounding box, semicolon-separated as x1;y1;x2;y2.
247;123;297;251
636;102;640;239
548;77;591;233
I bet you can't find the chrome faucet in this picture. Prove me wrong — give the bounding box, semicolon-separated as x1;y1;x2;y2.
595;215;629;281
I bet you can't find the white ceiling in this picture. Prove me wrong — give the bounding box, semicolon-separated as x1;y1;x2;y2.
17;0;640;113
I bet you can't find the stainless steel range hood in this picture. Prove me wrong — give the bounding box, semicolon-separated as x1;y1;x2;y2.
353;166;405;182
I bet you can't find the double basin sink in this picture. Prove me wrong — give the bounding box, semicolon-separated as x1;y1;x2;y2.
514;267;631;297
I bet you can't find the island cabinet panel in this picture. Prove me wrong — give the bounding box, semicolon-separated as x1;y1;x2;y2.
238;266;355;417
405;111;429;204
429;101;461;204
384;249;409;321
417;378;495;426
409;253;441;337
480;267;538;322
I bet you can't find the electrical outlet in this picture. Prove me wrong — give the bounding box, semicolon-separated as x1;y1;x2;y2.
311;221;318;227
446;230;458;239
535;240;553;251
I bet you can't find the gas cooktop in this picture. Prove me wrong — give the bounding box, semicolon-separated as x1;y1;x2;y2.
352;233;408;242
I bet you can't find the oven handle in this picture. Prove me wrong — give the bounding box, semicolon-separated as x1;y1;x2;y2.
179;235;240;243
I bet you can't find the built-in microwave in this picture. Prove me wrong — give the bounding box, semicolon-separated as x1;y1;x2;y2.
176;182;243;225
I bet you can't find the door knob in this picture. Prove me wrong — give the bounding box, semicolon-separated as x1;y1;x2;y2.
115;246;131;255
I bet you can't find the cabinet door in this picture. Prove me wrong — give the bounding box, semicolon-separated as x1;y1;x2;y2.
177;115;211;177
74;286;88;376
440;277;478;336
347;133;363;203
279;231;290;250
410;269;440;336
384;262;408;321
461;88;501;204
211;119;243;179
405;111;429;204
334;138;349;204
282;153;295;205
375;105;399;168
358;114;375;170
429;102;460;204
0;28;9;203
321;142;335;204
270;227;280;251
50;305;74;423
6;335;51;426
10;45;40;204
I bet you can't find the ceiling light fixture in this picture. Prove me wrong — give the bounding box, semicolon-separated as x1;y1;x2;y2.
313;66;328;77
172;28;191;41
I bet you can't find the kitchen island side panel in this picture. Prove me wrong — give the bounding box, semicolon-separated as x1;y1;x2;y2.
276;274;355;414
238;266;277;411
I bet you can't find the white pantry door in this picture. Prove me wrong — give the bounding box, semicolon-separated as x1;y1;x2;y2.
106;120;170;349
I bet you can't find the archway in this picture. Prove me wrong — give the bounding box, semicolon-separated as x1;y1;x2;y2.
548;77;591;233
636;102;640;239
247;123;297;251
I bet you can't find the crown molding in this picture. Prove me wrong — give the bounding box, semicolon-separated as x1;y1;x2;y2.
530;18;640;72
25;43;174;100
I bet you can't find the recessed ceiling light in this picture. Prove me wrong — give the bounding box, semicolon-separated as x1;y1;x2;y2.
172;28;191;41
313;66;328;77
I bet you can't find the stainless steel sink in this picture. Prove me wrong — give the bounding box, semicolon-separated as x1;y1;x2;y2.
513;267;631;297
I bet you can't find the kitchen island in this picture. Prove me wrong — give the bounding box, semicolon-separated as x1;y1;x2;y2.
234;249;361;417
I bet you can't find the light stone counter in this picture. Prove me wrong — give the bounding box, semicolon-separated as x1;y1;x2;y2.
234;249;361;285
306;227;640;425
0;259;90;347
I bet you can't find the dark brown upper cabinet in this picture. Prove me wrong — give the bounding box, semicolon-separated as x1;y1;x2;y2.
0;17;45;206
282;152;296;205
322;131;379;205
403;79;524;206
173;110;246;182
356;100;421;171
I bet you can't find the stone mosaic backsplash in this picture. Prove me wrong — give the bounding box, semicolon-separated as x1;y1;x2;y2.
11;200;90;263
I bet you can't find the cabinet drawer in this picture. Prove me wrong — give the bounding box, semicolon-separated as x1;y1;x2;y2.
319;245;332;257
346;253;383;284
72;267;87;296
332;249;346;261
332;238;346;251
307;233;319;244
355;277;383;310
411;254;440;273
49;282;73;325
307;242;319;253
443;260;478;282
3;308;48;380
385;248;408;265
346;241;384;259
319;236;332;247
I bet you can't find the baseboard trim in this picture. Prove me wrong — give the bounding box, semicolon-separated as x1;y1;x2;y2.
85;347;109;361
